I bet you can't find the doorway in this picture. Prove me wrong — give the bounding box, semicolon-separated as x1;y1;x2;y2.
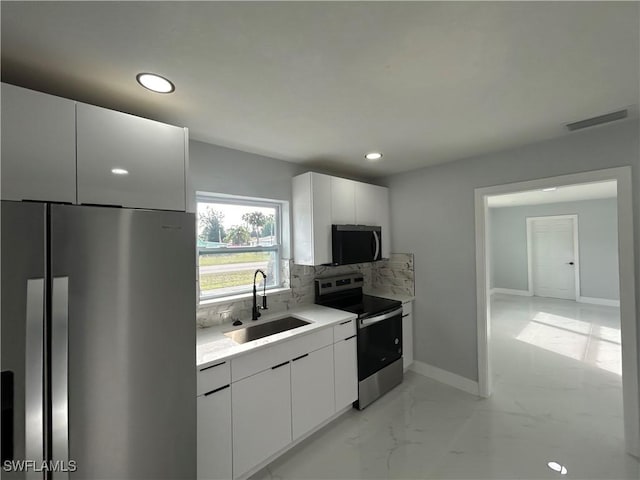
527;215;579;301
474;166;639;457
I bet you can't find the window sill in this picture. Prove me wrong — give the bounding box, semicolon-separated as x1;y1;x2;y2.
198;287;292;308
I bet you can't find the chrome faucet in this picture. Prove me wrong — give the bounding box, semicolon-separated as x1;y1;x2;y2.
252;269;268;320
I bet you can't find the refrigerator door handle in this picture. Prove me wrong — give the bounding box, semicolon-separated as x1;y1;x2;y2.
52;276;69;478
25;278;45;468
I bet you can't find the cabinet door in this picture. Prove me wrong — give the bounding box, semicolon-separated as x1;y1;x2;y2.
378;186;391;258
402;302;414;370
354;182;379;225
1;83;76;203
334;336;358;410
292;172;331;265
355;182;390;257
330;177;356;224
291;345;335;440
197;386;232;480
76;103;186;211
232;364;292;477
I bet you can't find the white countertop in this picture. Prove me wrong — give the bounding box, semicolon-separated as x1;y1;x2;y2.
365;289;415;304
196;304;357;368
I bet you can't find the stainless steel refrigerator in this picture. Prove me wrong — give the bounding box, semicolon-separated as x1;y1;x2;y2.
1;201;196;479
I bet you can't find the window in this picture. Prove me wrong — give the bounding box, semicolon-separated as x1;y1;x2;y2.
197;194;284;300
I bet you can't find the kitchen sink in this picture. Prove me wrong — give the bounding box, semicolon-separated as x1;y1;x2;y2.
224;316;310;344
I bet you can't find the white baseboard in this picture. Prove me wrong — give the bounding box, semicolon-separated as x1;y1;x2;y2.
410;360;479;396
577;296;620;307
490;288;532;297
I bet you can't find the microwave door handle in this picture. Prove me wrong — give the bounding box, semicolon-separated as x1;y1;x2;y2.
373;231;380;260
371;232;376;258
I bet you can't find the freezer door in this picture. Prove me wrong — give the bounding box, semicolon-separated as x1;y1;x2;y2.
1;201;46;480
50;205;196;480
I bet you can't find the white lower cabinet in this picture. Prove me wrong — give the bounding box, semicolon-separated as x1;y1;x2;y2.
334;336;358;410
200;321;359;479
402;301;414;370
232;363;292;478
197;386;232;480
291;345;335;440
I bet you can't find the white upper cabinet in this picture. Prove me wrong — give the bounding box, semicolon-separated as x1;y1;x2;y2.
1;83;76;203
356;182;391;258
355;182;382;224
292;172;332;265
330;177;356;224
293;172;391;265
76;103;187;211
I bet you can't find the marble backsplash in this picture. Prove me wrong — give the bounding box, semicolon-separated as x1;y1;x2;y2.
371;253;415;297
197;253;414;328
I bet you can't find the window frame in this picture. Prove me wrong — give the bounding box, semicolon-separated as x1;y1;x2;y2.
196;192;284;301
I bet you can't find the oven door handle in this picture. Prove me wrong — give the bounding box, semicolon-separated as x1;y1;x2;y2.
359;307;403;328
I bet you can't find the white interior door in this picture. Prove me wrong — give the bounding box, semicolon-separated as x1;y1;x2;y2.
530;216;577;300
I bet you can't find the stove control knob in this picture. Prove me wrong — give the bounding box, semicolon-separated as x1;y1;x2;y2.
394;338;399;345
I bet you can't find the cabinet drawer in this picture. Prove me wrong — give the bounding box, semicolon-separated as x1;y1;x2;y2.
197;361;230;396
333;318;356;342
231;327;333;382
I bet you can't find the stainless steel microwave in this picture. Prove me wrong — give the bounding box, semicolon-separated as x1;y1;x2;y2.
331;225;382;265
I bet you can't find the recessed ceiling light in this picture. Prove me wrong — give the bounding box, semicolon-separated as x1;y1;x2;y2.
111;168;129;175
542;187;557;192
136;73;175;94
365;152;383;161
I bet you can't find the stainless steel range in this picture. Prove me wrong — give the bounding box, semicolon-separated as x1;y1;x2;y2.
315;274;403;409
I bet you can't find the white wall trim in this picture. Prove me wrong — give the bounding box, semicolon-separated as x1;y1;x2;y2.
577;296;621;307
526;214;580;300
490;290;620;307
475;166;639;457
411;360;480;396
490;288;533;296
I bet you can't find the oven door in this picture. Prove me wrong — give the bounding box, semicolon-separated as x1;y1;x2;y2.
357;307;403;381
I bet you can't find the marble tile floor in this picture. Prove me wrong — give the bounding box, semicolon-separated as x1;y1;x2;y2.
250;294;639;480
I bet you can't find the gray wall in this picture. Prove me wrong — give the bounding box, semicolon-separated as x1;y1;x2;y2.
490;198;619;300
189;140;307;203
189;139;374;205
188;140;373;254
384;120;639;382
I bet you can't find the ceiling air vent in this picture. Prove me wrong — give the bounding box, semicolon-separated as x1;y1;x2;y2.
566;109;628;131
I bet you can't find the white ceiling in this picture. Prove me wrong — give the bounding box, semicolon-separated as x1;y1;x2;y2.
2;2;638;178
487;181;617;208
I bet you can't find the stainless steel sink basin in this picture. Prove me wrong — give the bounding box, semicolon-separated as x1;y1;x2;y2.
224;316;310;344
